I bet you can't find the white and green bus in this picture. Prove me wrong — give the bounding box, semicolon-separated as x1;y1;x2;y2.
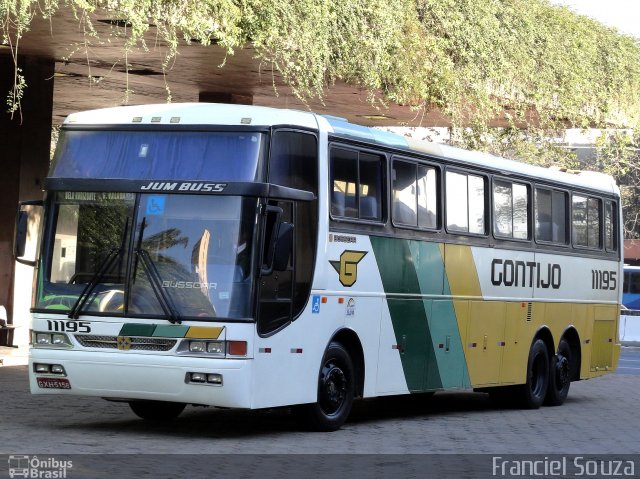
18;103;621;431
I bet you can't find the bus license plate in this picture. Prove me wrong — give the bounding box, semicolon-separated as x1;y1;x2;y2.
37;378;71;389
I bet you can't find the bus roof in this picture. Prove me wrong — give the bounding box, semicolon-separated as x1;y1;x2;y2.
64;103;619;196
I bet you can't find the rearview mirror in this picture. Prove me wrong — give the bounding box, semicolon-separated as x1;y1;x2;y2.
14;200;43;267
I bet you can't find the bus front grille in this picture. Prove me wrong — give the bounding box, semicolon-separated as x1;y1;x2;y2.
75;335;177;351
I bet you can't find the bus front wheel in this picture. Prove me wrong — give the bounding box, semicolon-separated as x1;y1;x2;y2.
129;400;186;421
518;339;550;409
299;342;355;432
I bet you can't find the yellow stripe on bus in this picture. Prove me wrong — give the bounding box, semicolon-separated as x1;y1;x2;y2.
442;244;482;298
185;326;224;339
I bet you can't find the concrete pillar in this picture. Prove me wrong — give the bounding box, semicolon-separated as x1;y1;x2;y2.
199;92;253;105
0;54;54;346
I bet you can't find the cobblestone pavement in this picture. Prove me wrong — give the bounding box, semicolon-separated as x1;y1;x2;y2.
1;365;638;456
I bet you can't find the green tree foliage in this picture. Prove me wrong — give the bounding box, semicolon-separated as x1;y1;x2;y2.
2;0;640;129
3;0;640;235
589;130;640;238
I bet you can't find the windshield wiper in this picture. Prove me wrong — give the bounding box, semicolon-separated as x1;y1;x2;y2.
68;217;131;319
68;247;120;319
135;249;181;324
133;217;182;324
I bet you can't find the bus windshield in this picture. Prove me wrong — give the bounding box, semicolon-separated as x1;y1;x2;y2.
50;130;266;182
37;192;258;320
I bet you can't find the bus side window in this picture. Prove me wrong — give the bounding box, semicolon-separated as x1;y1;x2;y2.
331;148;358;219
604;200;617;251
572;194;601;248
392;160;437;229
535;188;568;244
358;152;383;221
392;160;418;227
446;170;485;234
493;179;529;240
330;147;384;222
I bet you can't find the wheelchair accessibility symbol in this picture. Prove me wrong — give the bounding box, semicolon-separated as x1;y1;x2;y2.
312;295;321;314
146;195;166;215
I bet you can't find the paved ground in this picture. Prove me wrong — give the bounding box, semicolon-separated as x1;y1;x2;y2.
1;358;638;455
618;348;640;376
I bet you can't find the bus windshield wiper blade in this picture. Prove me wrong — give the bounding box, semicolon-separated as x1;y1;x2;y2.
68;217;130;320
132;216;181;324
136;249;182;324
68;247;119;319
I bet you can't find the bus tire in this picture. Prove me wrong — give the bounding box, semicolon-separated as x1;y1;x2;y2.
544;338;571;406
517;338;549;409
129;400;186;421
299;342;355;432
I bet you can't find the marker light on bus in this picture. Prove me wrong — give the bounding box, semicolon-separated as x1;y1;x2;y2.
50;364;66;375
34;363;66;376
227;341;247;357
35;363;50;373
186;372;223;386
190;372;206;383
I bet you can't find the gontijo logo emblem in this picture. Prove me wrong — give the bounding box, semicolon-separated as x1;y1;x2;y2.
329;250;367;287
116;336;132;351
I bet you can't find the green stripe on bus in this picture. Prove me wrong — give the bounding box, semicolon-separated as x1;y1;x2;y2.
435;273;471;389
371;237;470;391
411;242;470;389
152;325;190;338
119;323;157;336
370;237;442;391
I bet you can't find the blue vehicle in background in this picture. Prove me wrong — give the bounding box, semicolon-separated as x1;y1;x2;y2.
623;266;640;310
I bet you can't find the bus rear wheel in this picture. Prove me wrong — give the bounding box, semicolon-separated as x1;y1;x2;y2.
517;338;550;409
129;400;186;421
544;338;572;406
299;342;355;432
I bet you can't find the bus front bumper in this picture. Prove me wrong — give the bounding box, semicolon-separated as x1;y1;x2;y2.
29;349;252;408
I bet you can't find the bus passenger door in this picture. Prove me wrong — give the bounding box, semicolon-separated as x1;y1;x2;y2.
257;200;294;336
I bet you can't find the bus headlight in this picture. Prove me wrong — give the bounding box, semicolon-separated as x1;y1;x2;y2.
206;341;224;354
32;332;72;348
189;341;206;353
178;339;247;357
36;333;52;345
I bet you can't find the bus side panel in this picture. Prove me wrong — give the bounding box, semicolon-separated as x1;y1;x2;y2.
590;304;620;374
500;301;534;385
443;244;491;388
416;242;469;390
250;235;387;409
371;238;470;393
466;301;506;386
